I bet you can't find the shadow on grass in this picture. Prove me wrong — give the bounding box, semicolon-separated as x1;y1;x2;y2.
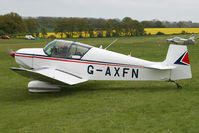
2;80;181;103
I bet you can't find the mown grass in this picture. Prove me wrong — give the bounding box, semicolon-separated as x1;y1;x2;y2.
0;35;199;133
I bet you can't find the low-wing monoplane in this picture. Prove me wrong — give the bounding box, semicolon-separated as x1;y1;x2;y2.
9;40;192;92
166;34;195;44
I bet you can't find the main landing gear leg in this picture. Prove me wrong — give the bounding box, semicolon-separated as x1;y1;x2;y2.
168;79;182;89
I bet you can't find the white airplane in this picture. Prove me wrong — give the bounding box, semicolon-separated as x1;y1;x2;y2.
9;40;192;92
166;34;195;44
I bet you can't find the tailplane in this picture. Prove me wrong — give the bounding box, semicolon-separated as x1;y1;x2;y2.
189;34;195;41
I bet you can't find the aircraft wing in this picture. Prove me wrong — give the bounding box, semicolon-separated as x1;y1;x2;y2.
166;39;173;42
10;67;88;85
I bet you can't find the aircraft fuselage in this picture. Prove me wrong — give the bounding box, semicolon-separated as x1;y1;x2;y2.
15;47;170;81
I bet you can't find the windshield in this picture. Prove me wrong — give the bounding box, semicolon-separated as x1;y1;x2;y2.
174;37;181;40
43;40;91;59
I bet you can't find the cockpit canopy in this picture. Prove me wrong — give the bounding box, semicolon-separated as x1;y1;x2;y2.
43;40;92;59
173;37;181;40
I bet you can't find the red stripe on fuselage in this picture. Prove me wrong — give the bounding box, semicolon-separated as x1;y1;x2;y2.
16;54;144;68
15;54;33;58
36;56;143;68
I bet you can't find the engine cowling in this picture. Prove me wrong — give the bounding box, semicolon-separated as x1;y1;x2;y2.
28;81;61;92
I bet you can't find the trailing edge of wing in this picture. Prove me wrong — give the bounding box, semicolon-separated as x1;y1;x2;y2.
10;67;88;85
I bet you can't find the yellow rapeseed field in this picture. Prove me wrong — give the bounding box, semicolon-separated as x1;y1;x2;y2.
48;28;199;37
145;28;199;35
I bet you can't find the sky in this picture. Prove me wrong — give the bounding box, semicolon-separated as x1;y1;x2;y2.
0;0;199;22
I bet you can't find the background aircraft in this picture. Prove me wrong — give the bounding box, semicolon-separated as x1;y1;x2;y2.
25;35;35;40
166;34;195;44
9;40;192;92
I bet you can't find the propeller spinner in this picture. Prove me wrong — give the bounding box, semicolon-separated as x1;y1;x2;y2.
8;48;15;58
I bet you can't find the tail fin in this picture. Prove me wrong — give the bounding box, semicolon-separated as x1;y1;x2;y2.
189;34;195;40
164;44;192;80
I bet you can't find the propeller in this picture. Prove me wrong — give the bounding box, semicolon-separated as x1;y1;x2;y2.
8;48;15;58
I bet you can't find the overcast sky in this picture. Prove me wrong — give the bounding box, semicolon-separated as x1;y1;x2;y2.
1;0;198;22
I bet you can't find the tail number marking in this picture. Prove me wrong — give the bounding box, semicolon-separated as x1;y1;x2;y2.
87;65;139;78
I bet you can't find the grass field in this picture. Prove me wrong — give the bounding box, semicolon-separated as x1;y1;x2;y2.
0;35;199;133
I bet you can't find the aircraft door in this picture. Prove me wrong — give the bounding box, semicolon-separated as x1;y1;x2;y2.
32;54;35;68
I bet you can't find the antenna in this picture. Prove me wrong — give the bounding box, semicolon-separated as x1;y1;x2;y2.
128;52;131;57
105;39;118;50
99;45;103;49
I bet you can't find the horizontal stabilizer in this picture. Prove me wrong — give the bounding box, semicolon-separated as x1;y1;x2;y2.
146;64;176;70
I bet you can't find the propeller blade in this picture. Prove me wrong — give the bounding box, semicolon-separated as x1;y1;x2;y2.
8;48;13;53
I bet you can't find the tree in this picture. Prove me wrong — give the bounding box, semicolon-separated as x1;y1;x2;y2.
87;22;94;38
122;17;133;23
92;18;106;37
41;26;47;38
104;19;121;37
104;19;114;37
77;18;89;38
24;18;38;34
2;12;26;34
132;20;144;36
54;16;144;38
0;29;5;36
141;21;154;28
54;18;67;38
122;17;133;36
112;19;122;37
55;18;80;38
177;21;185;28
122;17;144;36
0;16;6;34
154;21;165;28
36;17;61;32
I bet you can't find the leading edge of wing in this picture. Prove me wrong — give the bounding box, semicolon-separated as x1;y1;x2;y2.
10;67;88;85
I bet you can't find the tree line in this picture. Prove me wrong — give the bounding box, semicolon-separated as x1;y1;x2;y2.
141;20;199;28
0;12;144;38
1;12;199;38
0;12;48;37
54;17;144;38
